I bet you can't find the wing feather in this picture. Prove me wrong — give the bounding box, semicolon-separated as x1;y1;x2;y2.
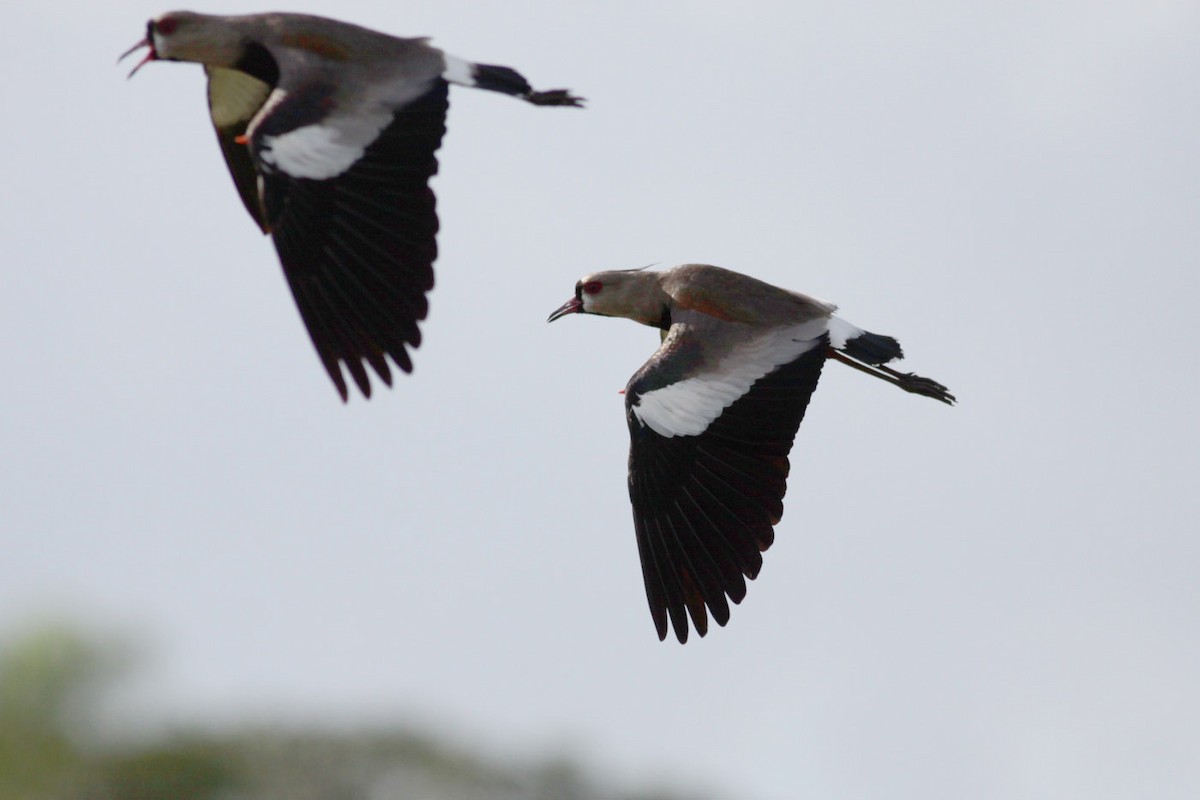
255;81;448;399
625;321;828;641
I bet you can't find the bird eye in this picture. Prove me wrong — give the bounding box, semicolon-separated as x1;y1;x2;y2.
155;16;179;35
582;280;603;295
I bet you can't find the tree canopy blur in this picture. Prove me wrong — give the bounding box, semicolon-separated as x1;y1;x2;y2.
0;623;702;800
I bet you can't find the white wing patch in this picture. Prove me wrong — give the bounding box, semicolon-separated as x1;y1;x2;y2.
258;124;366;180
251;88;391;181
632;320;828;438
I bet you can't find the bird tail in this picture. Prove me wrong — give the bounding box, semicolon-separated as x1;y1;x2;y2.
473;64;584;106
827;317;902;364
827;317;955;405
840;329;902;365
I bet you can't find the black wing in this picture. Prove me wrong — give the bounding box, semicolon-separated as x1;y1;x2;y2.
258;82;449;400
625;341;827;643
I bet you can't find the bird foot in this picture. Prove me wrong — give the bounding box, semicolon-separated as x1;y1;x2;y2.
893;371;956;405
525;89;585;107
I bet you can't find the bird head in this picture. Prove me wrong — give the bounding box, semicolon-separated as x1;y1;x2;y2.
547;268;668;328
120;12;243;77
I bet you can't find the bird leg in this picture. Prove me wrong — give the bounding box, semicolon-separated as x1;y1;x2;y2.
828;349;956;405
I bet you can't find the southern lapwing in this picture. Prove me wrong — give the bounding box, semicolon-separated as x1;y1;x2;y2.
547;264;954;643
122;11;581;400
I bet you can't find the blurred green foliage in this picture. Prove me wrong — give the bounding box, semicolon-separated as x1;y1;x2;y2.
0;623;705;800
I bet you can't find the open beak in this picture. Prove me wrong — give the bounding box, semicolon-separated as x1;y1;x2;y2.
546;297;583;323
118;36;156;78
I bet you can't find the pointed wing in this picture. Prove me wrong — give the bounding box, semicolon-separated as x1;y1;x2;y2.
205;66;273;231
624;317;828;642
247;80;449;400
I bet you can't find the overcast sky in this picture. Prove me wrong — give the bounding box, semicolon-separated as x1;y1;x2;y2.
3;1;1198;798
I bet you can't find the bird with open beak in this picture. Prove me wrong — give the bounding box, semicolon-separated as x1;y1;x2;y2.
122;11;582;400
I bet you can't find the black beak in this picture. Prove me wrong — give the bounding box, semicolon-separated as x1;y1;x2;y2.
547;297;583;322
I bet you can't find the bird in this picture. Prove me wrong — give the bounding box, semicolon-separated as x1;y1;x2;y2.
547;264;954;643
122;11;582;400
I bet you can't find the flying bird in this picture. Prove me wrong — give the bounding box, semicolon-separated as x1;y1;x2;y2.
547;264;954;643
122;11;582;400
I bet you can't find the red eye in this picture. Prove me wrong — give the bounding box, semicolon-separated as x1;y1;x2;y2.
582;280;603;295
156;16;178;35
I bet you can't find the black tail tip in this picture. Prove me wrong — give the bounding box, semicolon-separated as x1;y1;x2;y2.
472;64;584;107
842;330;903;365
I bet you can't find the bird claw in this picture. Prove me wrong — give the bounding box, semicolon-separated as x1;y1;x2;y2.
525;89;585;107
896;372;956;405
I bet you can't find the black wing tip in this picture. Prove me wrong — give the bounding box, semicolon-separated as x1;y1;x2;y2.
666;605;691;644
657;572;751;644
663;604;738;644
325;351;414;402
665;589;761;643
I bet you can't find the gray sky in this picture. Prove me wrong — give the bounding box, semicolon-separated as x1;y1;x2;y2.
3;1;1198;797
